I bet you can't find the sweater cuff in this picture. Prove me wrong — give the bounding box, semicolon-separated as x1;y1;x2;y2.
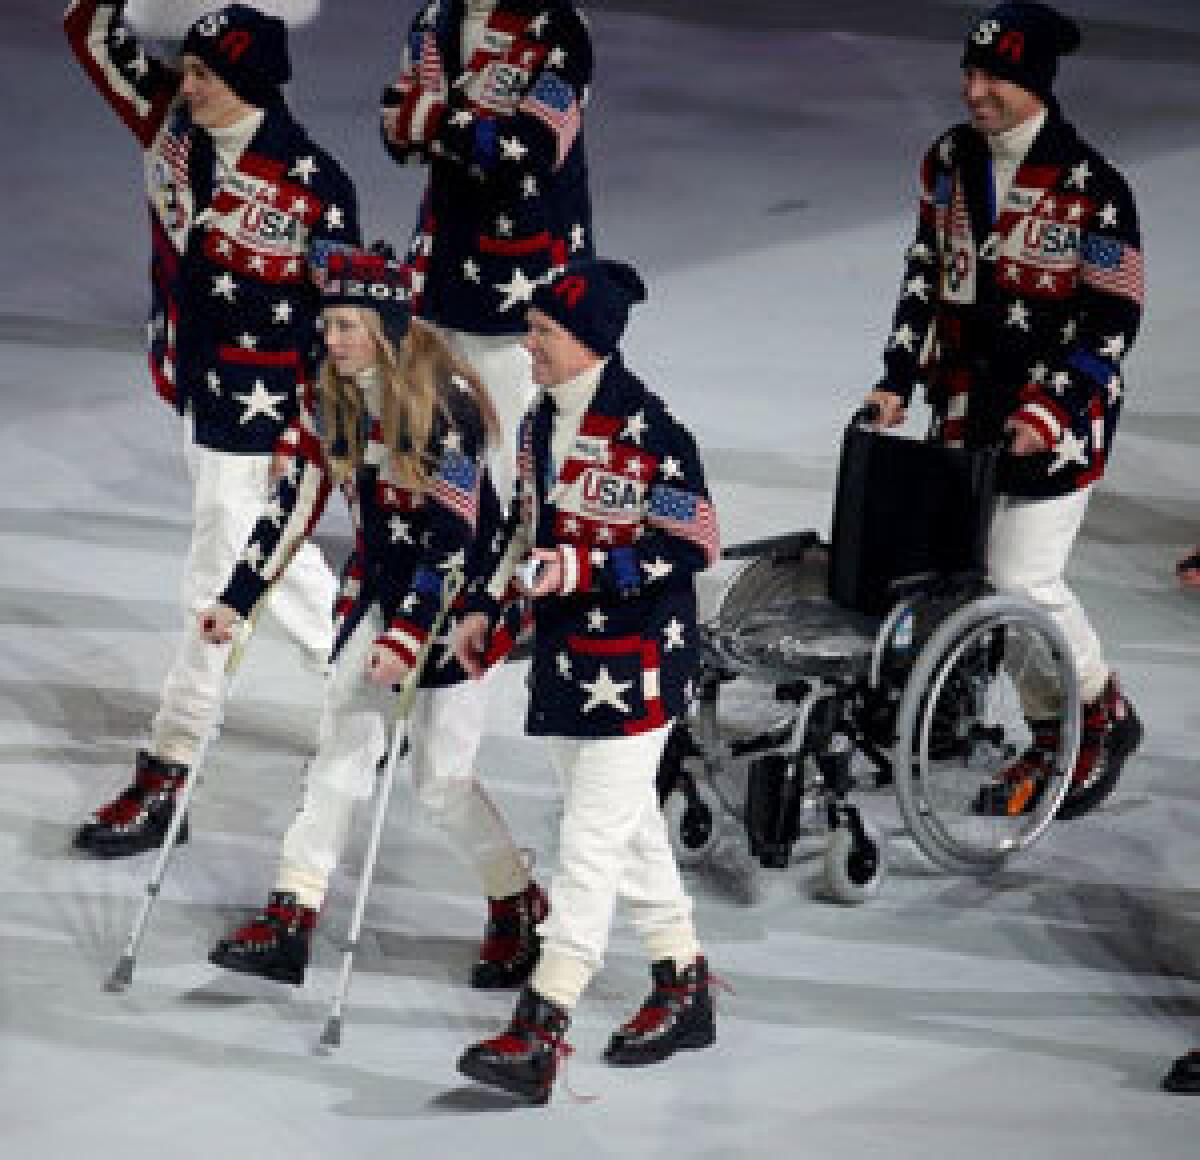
1014;391;1067;450
222;562;269;620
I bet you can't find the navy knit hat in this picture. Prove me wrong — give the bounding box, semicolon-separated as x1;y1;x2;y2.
530;259;647;356
181;5;291;108
961;3;1081;102
310;239;412;350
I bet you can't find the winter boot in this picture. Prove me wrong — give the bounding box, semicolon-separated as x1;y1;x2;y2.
73;750;190;858
457;987;572;1105
1057;674;1143;820
604;956;716;1067
1162;1050;1200;1095
972;721;1059;817
208;891;316;985
470;880;549;989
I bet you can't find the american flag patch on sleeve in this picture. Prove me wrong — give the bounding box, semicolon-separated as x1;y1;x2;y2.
431;449;480;529
521;71;581;167
1081;235;1144;304
647;486;720;567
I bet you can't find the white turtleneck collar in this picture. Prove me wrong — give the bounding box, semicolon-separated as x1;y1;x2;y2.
986;106;1047;213
546;357;608;481
207;107;265;173
986;106;1047;163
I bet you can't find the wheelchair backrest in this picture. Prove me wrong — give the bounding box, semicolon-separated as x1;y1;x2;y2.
828;426;998;617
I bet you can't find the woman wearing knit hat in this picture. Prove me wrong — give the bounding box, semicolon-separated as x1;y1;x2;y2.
452;258;722;1105
198;240;547;989
862;1;1144;822
65;1;362;858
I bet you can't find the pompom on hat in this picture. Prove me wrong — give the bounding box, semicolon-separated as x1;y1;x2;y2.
529;258;647;357
961;2;1081;102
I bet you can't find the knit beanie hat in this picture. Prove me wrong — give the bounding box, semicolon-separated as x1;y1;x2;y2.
529;259;647;356
961;3;1081;102
180;5;291;108
310;239;412;350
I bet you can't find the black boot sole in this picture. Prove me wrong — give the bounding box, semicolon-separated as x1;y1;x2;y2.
73;817;190;858
1058;706;1144;822
208;946;306;986
604;1021;716;1067
456;1051;553;1105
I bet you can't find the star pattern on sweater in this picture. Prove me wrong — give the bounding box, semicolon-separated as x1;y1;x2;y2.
1061;319;1078;343
238;332;258;350
621;410;649;444
1098;202;1119;228
660;456;684;481
499;135;528;162
450;109;475;128
272;300;292;324
890;323;917;351
206;369;222;394
390;516;413;544
530;11;550;38
233;380;286;424
1066;160;1091;190
1106;373;1123;403
325;204;344;230
290;156;318;184
557;651;572;679
586;607;608;632
1006;300;1030;330
904;274;930;301
547;46;567;69
570;223;587;252
1051;370;1071;394
1029;361;1048;384
1100;333;1126;359
521;174;539;199
642;557;673;582
580;666;633;715
212;272;237;300
663;618;686;651
242;541;265;571
1049;429;1089;474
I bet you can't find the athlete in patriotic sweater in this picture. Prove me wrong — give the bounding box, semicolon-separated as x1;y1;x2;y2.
67;2;362;860
380;0;595;501
199;241;545;989
454;259;721;1106
864;2;1143;814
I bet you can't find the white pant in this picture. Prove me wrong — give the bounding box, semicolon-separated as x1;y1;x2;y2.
150;421;336;765
988;486;1109;714
531;726;700;1012
277;605;528;909
437;329;534;502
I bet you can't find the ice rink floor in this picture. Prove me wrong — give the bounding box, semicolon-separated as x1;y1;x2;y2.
2;2;1198;1156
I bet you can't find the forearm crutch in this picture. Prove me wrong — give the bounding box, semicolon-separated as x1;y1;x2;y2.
104;597;270;993
319;570;464;1049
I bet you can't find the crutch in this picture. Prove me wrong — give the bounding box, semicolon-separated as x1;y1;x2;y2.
319;569;464;1049
104;594;272;993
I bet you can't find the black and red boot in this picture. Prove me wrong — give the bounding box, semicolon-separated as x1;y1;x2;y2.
471;880;549;989
72;750;190;858
208;892;316;985
1162;1050;1200;1095
1057;674;1143;820
604;956;716;1067
457;987;572;1105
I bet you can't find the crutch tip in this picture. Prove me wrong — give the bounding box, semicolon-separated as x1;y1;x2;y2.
319;1017;343;1049
104;956;135;992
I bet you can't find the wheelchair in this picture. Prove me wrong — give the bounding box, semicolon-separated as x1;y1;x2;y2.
657;410;1083;902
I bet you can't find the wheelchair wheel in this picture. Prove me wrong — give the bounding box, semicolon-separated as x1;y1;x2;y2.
823;812;887;904
663;778;723;868
893;595;1081;874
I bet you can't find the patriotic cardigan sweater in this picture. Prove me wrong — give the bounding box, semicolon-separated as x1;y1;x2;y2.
220;377;501;687
879;110;1143;498
65;0;361;454
380;0;594;335
466;356;721;738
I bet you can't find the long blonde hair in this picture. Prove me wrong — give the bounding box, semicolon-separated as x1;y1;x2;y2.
318;311;501;491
